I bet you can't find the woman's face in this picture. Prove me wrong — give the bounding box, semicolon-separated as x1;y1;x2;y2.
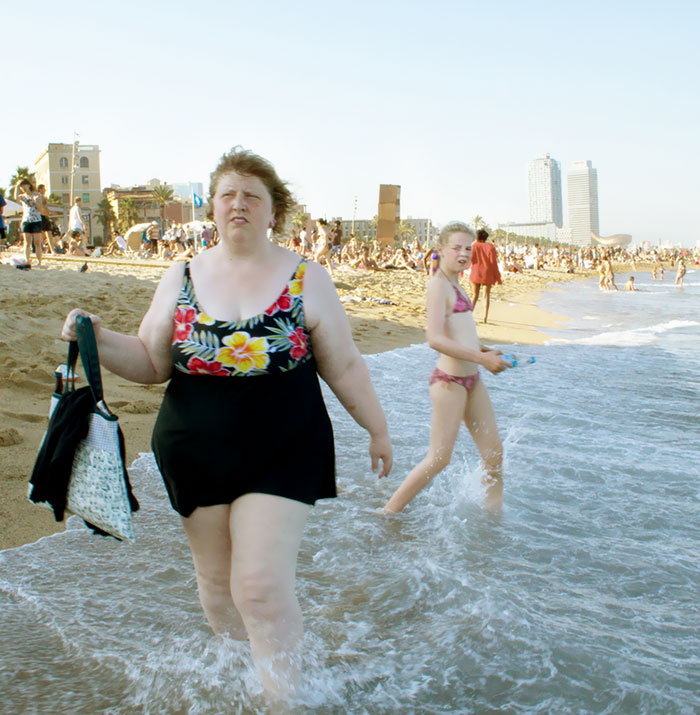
439;231;473;271
213;172;274;243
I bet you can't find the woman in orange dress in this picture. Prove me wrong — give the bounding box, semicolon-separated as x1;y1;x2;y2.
468;228;502;323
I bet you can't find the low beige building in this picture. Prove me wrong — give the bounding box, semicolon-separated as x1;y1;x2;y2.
34;142;102;240
104;182;196;232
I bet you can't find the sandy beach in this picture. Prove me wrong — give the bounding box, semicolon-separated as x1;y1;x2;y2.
0;255;586;550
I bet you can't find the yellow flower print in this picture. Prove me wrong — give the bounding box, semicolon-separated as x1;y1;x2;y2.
198;312;215;326
288;261;306;297
217;331;270;373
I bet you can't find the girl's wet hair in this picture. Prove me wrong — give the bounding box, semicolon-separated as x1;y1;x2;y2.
437;221;474;247
476;228;489;242
207;146;295;233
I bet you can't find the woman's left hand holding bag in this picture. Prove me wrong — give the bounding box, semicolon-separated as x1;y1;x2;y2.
62;308;102;342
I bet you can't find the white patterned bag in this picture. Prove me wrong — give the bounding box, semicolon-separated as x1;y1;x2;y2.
58;315;136;541
66;406;135;541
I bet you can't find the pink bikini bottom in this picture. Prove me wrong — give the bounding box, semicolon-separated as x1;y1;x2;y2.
429;367;480;393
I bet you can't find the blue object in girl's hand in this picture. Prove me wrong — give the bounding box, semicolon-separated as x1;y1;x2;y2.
502;354;536;367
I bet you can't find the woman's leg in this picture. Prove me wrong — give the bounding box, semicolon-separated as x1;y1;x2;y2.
34;233;43;266
229;493;310;699
22;233;32;263
483;285;492;323
180;504;247;639
471;282;482;310
384;382;466;512
463;380;503;511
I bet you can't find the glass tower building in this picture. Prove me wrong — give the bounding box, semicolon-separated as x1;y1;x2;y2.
567;160;599;247
528;154;563;227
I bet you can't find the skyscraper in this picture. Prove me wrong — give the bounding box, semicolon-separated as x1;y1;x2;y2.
528;154;563;227
567;160;599;246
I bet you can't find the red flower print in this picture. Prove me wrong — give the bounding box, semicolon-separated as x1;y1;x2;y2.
173;306;197;343
264;287;293;317
186;357;229;376
289;327;308;360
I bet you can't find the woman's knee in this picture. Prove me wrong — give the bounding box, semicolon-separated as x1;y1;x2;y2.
195;567;233;608
481;436;503;470
426;446;454;474
231;567;291;623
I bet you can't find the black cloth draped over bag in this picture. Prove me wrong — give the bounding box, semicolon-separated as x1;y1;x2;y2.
29;318;139;538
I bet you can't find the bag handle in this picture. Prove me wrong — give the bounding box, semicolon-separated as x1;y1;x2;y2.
61;340;80;394
75;315;105;405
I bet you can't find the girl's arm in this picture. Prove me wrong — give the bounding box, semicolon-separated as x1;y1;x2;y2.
425;279;507;374
61;263;184;384
304;261;392;477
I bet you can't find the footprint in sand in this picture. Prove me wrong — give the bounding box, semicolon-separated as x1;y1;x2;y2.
0;428;23;446
1;410;46;423
109;400;157;414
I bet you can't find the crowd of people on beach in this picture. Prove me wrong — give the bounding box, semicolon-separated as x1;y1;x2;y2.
3;179;698;285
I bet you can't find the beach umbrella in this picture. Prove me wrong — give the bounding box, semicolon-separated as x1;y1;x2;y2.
124;223;152;252
3;198;22;217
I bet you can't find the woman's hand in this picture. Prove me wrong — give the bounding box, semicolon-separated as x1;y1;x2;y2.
61;308;102;342
480;349;509;375
370;432;393;478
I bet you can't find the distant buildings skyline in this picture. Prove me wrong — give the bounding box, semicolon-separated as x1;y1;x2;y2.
498;154;601;246
567;160;600;247
528;154;563;228
21;141;606;247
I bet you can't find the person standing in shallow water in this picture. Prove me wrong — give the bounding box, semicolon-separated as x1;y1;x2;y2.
384;222;510;514
61;147;392;702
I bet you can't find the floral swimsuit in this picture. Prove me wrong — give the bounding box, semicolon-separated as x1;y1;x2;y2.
152;258;336;516
171;260;312;376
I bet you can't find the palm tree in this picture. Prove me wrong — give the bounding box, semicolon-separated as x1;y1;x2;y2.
47;193;63;206
10;166;36;192
118;198;140;234
152;184;174;230
472;215;484;231
291;209;308;236
397;220;416;243
94;199;117;243
369;214;378;238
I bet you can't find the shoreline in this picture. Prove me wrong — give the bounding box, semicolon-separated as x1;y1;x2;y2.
1;257;591;550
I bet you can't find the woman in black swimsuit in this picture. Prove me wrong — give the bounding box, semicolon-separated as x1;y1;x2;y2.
61;147;392;701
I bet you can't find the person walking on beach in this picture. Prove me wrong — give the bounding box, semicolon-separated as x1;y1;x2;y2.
68;197;85;246
384;222;510;514
13;180;44;267
35;185;56;254
468;228;502;324
313;218;334;275
61;147;392;702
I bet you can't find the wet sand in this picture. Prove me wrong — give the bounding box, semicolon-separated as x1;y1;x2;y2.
0;255;585;550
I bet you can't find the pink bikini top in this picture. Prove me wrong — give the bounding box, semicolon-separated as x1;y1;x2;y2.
451;282;473;314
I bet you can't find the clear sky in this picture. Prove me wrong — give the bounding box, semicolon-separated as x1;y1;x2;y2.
3;0;699;246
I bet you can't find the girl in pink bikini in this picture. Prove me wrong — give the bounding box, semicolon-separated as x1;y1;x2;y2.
385;222;510;513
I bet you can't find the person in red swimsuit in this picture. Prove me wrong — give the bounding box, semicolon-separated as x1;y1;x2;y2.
61;147;392;701
468;228;502;324
384;222;510;514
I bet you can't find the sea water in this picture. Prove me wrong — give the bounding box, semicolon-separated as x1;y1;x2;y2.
2;269;699;713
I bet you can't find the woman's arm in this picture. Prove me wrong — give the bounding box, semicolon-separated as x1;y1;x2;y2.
61;263;184;384
425;279;506;374
304;262;392;477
